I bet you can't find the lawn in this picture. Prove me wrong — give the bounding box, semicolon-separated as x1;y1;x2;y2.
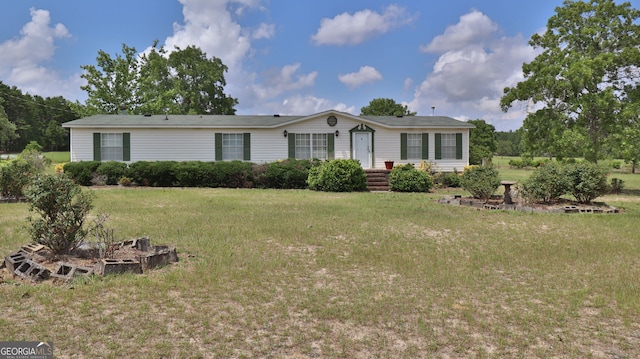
1;182;640;357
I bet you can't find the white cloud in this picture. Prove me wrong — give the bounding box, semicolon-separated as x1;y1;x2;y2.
420;10;498;53
410;10;538;130
244;63;317;103
252;23;275;40
338;66;382;89
0;8;78;99
278;95;355;115
311;5;415;46
165;0;258;69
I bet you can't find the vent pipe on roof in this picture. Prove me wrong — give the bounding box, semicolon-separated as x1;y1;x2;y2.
120;104;127;115
431;105;436;116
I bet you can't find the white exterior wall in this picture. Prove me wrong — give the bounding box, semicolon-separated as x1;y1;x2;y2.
70;128;217;162
68;115;470;172
374;129;470;172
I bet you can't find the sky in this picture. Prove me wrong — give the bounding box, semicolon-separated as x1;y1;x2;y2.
1;0;638;131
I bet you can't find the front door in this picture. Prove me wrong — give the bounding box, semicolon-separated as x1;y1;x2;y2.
353;132;371;168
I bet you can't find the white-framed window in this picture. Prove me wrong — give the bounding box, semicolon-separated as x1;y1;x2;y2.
406;133;422;159
440;133;457;159
101;133;123;161
222;133;244;160
295;133;328;160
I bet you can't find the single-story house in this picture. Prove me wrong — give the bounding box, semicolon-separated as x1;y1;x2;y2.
62;110;475;171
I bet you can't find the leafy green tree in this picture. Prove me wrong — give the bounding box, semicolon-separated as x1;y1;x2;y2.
0;101;19;151
81;43;140;114
495;130;522;156
81;43;238;115
501;0;640;163
467;119;497;165
360;98;416;116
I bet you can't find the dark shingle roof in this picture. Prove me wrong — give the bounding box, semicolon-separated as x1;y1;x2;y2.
62;112;475;129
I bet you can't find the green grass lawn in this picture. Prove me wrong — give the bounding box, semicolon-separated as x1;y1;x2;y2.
2;185;640;358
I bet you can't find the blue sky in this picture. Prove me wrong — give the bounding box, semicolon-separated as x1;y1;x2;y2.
1;0;638;131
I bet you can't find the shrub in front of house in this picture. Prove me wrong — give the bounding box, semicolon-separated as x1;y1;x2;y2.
389;164;433;192
96;161;129;185
520;161;570;203
0;159;36;198
433;170;462;188
256;159;319;189
307;159;367;192
174;161;217;187
461;165;501;201
63;161;101;186
565;161;610;203
210;161;253;188
127;161;178;187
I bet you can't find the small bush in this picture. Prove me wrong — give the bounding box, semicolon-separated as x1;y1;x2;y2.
0;159;36;198
210;161;254;188
520;162;570;203
257;159;319;189
565;162;610;203
433;169;462;188
461;165;501;201
96;161;129;185
118;177;133;187
389;164;433;192
127;161;178;187
610;178;624;194
24;173;94;255
307;159;367;192
63;161;101;186
174;161;217;187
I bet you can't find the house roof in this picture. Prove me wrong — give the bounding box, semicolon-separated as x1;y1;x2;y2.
62;110;475;129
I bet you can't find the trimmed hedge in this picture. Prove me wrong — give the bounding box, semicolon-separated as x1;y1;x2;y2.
63;161;101;186
307;159;367;192
389;164;433;192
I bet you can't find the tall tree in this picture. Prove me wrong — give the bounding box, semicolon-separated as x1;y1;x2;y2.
81;44;139;114
360;98;416;116
81;43;238;115
500;0;640;162
0;101;19;151
467;119;497;165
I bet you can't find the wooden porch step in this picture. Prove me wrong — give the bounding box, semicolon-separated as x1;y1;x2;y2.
365;169;390;191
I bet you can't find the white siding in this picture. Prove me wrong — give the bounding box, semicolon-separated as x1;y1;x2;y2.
68;115;470;172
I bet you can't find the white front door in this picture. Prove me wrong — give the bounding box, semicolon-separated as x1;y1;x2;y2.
353;132;371;168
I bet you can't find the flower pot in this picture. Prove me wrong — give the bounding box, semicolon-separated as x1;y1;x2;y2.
384;161;394;170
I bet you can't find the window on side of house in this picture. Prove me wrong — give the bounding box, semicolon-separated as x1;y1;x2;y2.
101;133;123;161
440;133;457;159
406;133;422;159
294;133;328;160
222;133;244;160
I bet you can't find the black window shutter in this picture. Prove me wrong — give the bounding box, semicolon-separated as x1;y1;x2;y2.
400;133;407;160
288;134;296;159
243;133;251;161
214;133;222;161
123;133;130;161
93;133;101;161
456;133;463;160
422;133;429;159
435;133;442;160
